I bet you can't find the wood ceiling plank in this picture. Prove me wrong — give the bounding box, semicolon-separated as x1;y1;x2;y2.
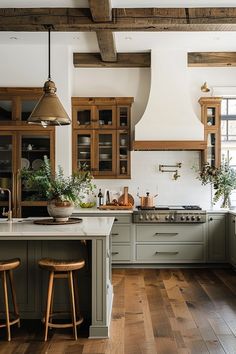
73;53;151;67
0;8;236;31
188;52;236;67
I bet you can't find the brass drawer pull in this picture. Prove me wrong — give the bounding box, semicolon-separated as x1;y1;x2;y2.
112;252;119;255
155;251;179;255
112;233;119;236
154;232;178;237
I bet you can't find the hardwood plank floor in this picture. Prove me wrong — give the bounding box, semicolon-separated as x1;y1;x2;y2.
1;268;236;354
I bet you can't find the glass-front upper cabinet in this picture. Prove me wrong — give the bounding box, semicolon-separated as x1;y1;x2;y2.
96;131;116;177
117;131;130;178
199;97;222;168
0;133;14;216
20;133;52;203
72;97;133;179
0;88;41;123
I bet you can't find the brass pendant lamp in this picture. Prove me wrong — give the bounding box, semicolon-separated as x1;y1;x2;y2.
28;25;71;126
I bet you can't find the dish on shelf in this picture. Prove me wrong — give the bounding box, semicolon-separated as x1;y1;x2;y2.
99;153;110;159
99;141;111;146
120;154;127;159
21;158;30;170
80;136;91;143
32;159;44;170
79;152;90;158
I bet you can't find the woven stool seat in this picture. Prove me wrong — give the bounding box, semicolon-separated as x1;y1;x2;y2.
0;258;21;341
39;257;85;341
38;258;85;272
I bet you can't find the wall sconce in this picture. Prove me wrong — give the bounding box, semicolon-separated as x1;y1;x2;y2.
201;82;210;93
159;163;182;180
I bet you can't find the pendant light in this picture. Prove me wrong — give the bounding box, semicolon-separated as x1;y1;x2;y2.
28;25;71;126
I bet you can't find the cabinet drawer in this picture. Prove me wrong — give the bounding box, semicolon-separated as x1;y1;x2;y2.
111;225;131;243
136;225;204;242
112;245;131;261
136;244;204;262
114;215;132;224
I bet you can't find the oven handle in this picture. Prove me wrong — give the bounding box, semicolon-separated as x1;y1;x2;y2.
155;251;179;255
154;232;178;236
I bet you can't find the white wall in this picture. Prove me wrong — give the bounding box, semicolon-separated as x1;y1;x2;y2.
1;43;236;209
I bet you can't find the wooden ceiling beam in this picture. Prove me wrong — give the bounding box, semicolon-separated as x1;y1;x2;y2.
1;8;236;31
89;1;116;62
188;52;236;67
73;52;151;67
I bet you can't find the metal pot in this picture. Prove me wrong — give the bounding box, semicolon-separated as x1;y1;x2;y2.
138;192;158;208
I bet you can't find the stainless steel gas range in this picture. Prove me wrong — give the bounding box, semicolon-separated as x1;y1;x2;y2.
133;205;206;223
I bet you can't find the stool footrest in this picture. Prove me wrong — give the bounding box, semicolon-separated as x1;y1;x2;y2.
0;316;20;328
47;316;83;329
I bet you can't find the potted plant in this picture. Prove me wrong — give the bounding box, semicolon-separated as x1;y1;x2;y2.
194;160;236;208
21;156;95;221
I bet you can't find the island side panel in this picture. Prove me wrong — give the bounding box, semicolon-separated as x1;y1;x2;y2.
90;235;113;338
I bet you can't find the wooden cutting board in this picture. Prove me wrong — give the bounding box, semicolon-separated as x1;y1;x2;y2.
118;187;134;206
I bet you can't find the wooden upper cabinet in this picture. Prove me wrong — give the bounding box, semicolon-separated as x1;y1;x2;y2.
0;88;42;124
199;97;222;168
72;97;133;179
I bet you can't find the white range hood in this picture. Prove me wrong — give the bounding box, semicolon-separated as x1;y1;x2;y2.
133;50;205;150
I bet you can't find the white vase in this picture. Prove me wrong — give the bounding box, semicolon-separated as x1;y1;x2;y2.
47;200;74;222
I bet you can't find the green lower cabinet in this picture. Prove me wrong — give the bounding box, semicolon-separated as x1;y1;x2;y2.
229;214;236;266
207;214;227;262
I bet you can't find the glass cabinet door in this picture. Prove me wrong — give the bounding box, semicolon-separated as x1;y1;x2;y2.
76;131;93;172
205;132;220;167
117;131;130;178
117;106;130;129
96;131;116;176
97;106;116;129
21;98;38;121
73;106;95;129
206;106;217;127
20;134;51;202
0;99;13;121
0;134;14;216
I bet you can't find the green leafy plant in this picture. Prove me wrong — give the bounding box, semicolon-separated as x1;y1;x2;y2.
194;160;236;208
21;156;95;205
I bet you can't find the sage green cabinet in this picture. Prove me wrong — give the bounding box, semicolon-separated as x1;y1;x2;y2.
207;213;227;262
73;212;133;263
135;224;206;264
229;214;236;266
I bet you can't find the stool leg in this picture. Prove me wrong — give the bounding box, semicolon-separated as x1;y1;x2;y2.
44;271;54;341
73;270;81;321
68;271;77;340
8;270;20;328
2;271;11;341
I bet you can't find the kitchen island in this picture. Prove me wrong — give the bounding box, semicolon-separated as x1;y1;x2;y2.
0;216;114;338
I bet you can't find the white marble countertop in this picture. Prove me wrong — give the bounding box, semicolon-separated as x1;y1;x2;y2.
74;207;133;214
0;217;114;240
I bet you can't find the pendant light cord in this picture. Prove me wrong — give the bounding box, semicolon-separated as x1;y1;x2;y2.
48;25;51;81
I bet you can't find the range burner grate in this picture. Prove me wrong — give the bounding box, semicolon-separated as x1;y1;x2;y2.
136;205;202;211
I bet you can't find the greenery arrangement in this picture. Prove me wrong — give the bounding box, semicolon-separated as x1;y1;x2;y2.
21;156;95;205
194;160;236;208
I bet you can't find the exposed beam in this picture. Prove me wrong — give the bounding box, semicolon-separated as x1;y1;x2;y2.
95;31;117;62
88;0;112;21
73;53;151;67
89;1;116;62
188;52;236;67
1;8;236;32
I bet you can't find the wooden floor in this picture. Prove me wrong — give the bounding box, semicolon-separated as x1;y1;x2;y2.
1;268;236;353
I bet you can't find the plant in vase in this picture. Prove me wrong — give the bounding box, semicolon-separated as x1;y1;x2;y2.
21;156;95;221
194;160;236;208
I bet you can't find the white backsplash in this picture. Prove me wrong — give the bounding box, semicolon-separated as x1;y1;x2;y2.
92;150;212;210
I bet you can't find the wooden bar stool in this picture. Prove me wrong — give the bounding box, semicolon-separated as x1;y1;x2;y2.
0;258;21;341
38;258;85;341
